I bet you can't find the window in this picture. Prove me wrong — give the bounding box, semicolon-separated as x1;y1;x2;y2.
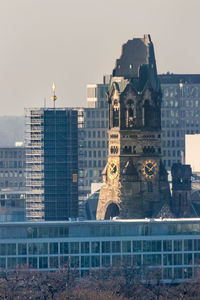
91;242;100;253
50;242;58;254
112;241;120;253
81;242;89;254
122;241;131;253
70;242;79;254
102;241;111;253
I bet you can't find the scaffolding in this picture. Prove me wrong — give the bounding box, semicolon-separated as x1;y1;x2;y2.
77;108;86;218
25;107;79;221
25;108;44;221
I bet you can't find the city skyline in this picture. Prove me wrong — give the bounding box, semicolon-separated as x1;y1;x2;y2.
0;0;200;115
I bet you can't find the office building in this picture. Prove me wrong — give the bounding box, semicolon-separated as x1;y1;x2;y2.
159;74;200;170
25;108;79;221
0;146;25;190
81;76;109;197
0;218;199;283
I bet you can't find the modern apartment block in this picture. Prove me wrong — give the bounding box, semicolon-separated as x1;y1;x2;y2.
159;74;200;170
25;108;79;221
81;76;110;197
0;146;25;190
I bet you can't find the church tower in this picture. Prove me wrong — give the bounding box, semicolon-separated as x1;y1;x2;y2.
96;35;170;220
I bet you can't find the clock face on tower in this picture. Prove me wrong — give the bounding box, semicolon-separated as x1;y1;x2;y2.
142;160;158;179
107;160;119;179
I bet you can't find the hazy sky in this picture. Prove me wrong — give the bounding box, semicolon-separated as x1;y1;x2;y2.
1;0;200;115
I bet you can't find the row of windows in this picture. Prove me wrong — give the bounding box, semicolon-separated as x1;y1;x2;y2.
162;120;200;128
86;121;108;129
162;130;185;138
0;171;24;177
84;160;105;168
162;140;184;148
85;150;107;158
0;255;198;274
0;182;25;188
0;161;24;168
163;160;181;168
162;150;181;157
86;110;108;119
84;168;105;178
0;199;24;208
0;239;200;256
162;109;199;118
84;130;107;139
162;86;199;98
162;99;199;108
0;151;24;159
85;140;108;148
3;223;200;239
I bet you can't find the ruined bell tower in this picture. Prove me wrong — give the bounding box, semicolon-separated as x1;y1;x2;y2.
96;35;170;220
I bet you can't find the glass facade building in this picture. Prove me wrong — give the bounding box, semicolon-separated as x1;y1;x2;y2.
25;108;79;221
1;218;200;282
159;74;200;170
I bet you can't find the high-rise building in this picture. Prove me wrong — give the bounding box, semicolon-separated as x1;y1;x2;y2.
81;76;110;197
159;74;200;170
25;108;79;221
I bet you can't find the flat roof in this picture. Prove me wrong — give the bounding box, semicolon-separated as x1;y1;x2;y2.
2;218;200;226
159;74;200;84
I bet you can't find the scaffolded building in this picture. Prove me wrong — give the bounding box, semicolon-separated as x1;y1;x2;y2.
25;108;79;221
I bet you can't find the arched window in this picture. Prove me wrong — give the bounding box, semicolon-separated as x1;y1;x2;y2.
144;100;154;127
126;99;135;128
113;108;119;127
105;203;120;220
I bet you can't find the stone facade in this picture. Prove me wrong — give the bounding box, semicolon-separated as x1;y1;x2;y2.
171;163;196;217
96;35;170;220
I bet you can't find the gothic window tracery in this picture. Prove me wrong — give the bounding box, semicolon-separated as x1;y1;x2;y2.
112;99;119;127
125;99;136;128
144;100;155;127
110;146;118;154
143;146;155;154
122;145;136;154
